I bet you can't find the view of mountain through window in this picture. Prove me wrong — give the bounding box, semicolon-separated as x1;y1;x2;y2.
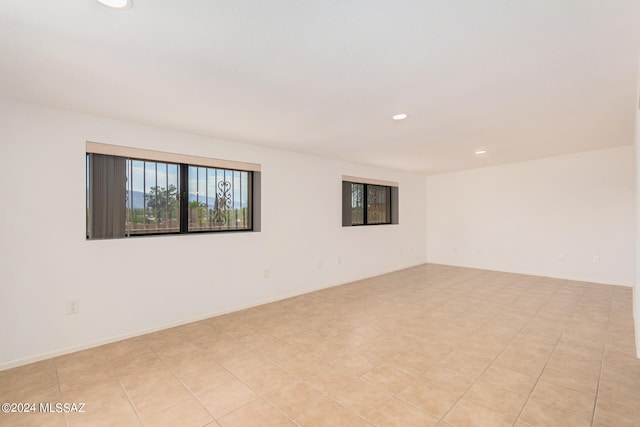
87;153;253;239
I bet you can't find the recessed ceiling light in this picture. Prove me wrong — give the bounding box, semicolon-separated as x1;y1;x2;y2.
96;0;132;9
475;149;488;155
392;113;408;121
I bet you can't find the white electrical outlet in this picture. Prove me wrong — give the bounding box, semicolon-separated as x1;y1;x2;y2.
337;256;342;266
66;300;80;315
593;255;600;264
263;269;270;279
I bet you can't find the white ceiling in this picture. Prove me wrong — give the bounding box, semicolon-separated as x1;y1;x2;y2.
1;1;639;174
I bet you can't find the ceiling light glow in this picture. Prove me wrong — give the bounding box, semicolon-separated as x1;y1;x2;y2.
475;149;488;155
96;0;132;9
392;113;408;121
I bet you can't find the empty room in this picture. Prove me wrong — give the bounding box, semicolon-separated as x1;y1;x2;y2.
1;1;639;426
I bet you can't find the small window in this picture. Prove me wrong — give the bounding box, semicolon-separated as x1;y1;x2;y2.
86;143;261;239
366;184;391;224
342;177;398;226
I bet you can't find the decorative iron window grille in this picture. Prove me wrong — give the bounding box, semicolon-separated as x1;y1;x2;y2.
87;152;259;239
342;179;398;226
187;165;251;232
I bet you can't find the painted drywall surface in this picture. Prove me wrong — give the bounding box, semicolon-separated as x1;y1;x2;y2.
636;123;640;357
635;71;640;358
426;147;635;286
0;99;427;369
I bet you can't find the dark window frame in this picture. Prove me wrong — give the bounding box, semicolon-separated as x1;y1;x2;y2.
87;152;261;240
342;180;399;227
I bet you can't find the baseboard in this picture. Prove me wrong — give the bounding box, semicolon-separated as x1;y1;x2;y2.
425;260;633;287
0;261;422;371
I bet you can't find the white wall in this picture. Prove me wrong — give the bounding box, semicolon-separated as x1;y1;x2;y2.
636;120;640;357
426;147;635;286
635;62;640;358
0;99;427;369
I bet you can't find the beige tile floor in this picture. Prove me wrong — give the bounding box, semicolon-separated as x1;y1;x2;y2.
1;264;639;427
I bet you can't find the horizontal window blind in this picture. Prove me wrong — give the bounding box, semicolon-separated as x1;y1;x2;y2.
341;175;398;187
87;141;261;172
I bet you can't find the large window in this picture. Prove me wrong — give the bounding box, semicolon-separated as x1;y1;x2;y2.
86;142;260;239
186;165;251;232
342;176;398;226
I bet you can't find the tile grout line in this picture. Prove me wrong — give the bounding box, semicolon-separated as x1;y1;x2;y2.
183;327;329;426
590;346;606;427
106;342;152;426
245;276;483;426
169;331;278;426
510;333;562;426
52;356;70;427
256;348;380;426
410;274;519;423
255;293;455;425
447;277;582;426
433;276;557;425
590;286;615;427
386;281;512;423
512;283;588;426
5;265;637;427
189;324;305;425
